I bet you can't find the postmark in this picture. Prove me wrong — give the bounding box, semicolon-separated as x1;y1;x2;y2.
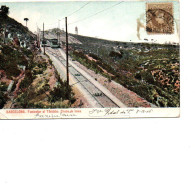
146;2;174;34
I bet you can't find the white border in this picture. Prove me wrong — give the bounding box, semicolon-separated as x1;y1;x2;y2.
0;1;195;195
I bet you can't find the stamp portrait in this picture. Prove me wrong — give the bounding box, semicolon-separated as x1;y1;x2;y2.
146;2;174;34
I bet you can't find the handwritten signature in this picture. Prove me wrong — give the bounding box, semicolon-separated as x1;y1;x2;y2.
89;108;153;117
35;112;77;118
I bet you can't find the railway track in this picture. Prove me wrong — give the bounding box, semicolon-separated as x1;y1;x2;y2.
46;47;124;108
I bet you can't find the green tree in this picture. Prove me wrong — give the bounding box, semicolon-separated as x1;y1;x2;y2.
24;18;29;27
0;5;9;18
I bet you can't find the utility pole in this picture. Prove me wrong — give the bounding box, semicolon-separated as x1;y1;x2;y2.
36;24;38;47
65;17;69;88
43;22;45;55
36;25;39;48
58;19;61;46
57;20;59;43
4;24;6;44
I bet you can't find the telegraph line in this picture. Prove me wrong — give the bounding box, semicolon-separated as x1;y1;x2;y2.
47;2;90;26
66;2;90;17
68;1;124;25
41;1;124;30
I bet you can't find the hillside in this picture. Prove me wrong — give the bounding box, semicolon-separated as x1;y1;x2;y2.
0;14;36;41
63;33;180;107
0;15;75;109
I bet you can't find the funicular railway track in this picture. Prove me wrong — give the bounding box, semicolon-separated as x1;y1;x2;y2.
46;47;126;108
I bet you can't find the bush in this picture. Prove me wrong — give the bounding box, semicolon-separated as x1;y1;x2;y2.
0;91;7;108
140;71;155;84
109;51;123;59
50;81;74;103
0;82;7;91
20;70;34;89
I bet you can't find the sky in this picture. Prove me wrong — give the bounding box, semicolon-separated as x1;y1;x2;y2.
1;1;180;43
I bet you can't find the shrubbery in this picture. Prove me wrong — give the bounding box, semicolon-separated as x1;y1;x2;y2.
49;80;75;104
0;82;8;108
70;41;180;107
0;92;7;108
20;70;34;89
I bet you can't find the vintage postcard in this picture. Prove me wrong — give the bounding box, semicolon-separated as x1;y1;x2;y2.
0;0;180;119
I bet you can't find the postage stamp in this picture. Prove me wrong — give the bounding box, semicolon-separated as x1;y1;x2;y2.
146;2;174;34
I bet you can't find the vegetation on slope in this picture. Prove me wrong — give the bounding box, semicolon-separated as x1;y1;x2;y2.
0;42;75;109
0;7;75;109
69;35;180;107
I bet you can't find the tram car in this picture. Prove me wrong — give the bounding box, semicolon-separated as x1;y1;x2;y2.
49;39;60;48
41;39;50;47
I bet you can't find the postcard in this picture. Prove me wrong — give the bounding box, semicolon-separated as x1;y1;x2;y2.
0;0;180;119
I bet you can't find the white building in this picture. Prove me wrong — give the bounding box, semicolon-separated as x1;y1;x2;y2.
75;26;78;35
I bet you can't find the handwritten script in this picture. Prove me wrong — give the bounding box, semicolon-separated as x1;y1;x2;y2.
34;109;80;119
88;108;153;118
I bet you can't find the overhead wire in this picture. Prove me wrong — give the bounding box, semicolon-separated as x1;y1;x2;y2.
51;2;90;27
68;1;124;25
55;2;90;28
40;1;124;33
66;2;90;17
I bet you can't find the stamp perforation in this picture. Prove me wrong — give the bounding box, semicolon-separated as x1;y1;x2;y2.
146;2;174;35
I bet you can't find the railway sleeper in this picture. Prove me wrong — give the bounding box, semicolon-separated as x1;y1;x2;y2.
93;92;103;97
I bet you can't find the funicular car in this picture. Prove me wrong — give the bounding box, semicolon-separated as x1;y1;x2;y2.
50;39;60;48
